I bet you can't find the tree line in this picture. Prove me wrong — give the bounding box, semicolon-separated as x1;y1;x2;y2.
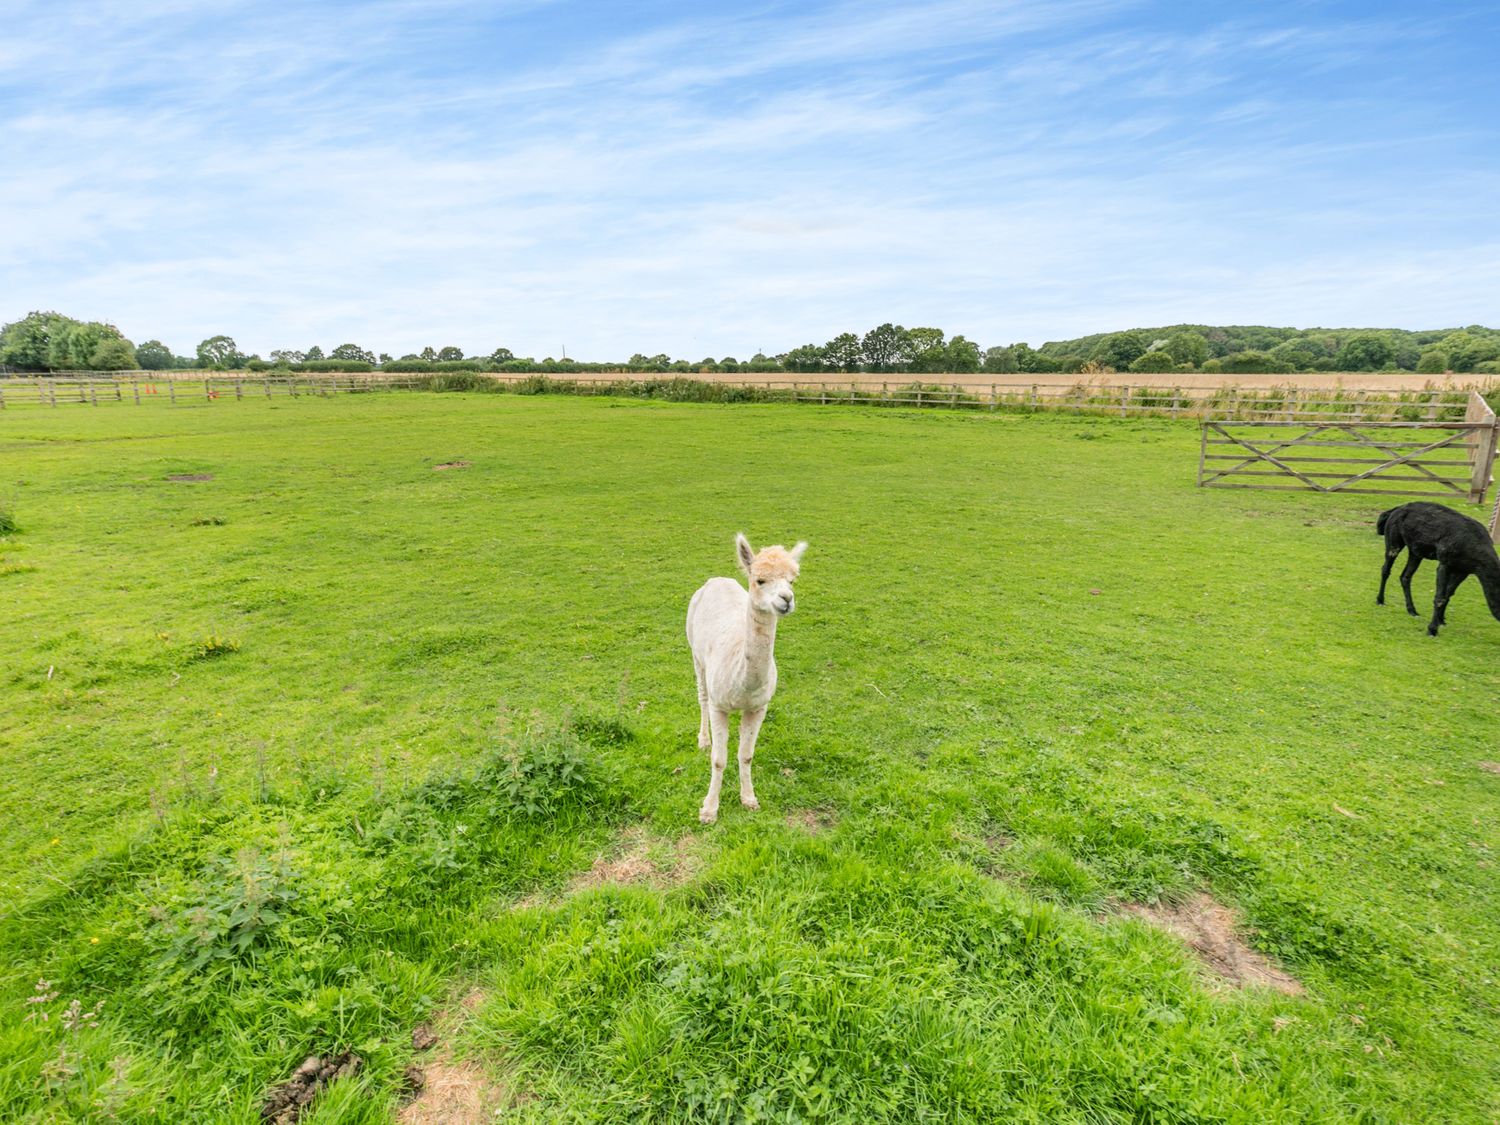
3;311;1498;376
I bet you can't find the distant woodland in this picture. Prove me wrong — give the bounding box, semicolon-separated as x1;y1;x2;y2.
3;310;1498;377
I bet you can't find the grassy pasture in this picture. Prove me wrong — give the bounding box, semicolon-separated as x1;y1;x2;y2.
0;393;1496;1123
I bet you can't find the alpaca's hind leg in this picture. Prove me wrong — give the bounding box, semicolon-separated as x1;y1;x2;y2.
694;659;710;749
1399;554;1422;616
737;706;766;811
1378;547;1401;605
1428;564;1454;636
699;706;730;824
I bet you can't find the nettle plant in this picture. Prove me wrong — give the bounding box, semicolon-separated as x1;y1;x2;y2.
485;727;599;818
153;846;298;971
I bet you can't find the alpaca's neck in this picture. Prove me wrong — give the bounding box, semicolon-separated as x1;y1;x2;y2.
738;603;778;692
1476;549;1500;622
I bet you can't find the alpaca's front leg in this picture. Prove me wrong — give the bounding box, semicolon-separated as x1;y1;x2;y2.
700;706;731;824
1378;548;1399;605
737;706;766;811
1400;554;1422;616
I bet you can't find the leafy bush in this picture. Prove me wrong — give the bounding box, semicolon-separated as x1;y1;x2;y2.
483;727;601;818
152;846;298;971
1128;350;1177;373
1220;351;1291;374
433;360;482;372
293;359;373;373
380;360;434;372
0;507;16;535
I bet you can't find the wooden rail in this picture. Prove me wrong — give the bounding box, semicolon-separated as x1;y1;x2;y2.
0;372;1488;424
1197;392;1500;531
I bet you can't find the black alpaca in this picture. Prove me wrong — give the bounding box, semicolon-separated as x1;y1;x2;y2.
1376;501;1500;636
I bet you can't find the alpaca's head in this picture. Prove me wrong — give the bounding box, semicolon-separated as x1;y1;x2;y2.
736;532;807;617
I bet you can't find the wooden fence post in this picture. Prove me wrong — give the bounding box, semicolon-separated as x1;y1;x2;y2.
235;379;243;400
90;384;98;406
133;379;140;404
168;380;175;403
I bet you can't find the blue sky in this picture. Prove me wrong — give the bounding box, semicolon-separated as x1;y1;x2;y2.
2;1;1498;360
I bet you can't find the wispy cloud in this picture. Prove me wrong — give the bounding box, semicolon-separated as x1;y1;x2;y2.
2;0;1498;357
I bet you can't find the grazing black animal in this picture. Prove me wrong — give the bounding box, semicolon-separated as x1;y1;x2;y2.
1376;501;1500;636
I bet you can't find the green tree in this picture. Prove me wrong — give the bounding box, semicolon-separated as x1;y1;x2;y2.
0;311;70;369
1088;331;1147;371
196;335;241;368
45;320;134;370
330;343;376;363
861;323;909;371
1416;350;1448;374
1437;331;1500;372
982;346;1019;373
489;347;515;365
1162;331;1209;369
134;340;174;370
906;327;946;372
89;337;139;370
305;346;326;361
1334;333;1394;371
1268;339;1320;371
945;335;981;373
823;333;862;371
783;344;827;372
1128;350;1177;373
1220;350;1290;374
436;346;464;362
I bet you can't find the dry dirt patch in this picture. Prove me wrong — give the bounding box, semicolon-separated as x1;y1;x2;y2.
785;808;837;835
1479;761;1500;775
166;472;213;482
432;460;470;471
1121;893;1302;995
398;991;533;1123
568;827;698;892
514;828;698;909
398;1057;504;1125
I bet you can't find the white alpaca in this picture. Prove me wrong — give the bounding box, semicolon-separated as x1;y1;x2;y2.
686;533;807;824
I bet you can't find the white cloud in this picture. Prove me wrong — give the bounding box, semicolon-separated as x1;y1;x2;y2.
2;0;1496;356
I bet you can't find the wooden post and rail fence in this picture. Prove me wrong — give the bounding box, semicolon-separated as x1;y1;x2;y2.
4;371;1497;540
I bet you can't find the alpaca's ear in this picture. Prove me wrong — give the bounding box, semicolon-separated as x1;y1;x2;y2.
789;541;808;563
735;532;755;574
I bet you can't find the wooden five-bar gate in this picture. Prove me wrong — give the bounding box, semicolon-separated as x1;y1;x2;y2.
1198;390;1500;539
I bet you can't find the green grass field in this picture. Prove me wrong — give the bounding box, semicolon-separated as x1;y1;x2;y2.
1;392;1496;1123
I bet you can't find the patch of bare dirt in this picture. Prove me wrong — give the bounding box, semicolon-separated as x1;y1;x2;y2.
513;829;698;909
569;827;698;892
785;808;837;834
167;473;213;482
261;1051;361;1124
1479;761;1500;775
398;1058;503;1124
397;997;533;1123
1121;893;1302;995
432;460;470;471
